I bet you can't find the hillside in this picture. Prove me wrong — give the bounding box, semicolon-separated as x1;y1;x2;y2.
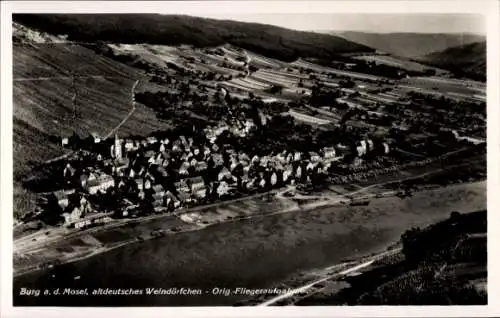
416;42;486;81
13;40;172;218
296;210;487;305
13;14;374;62
332;31;484;58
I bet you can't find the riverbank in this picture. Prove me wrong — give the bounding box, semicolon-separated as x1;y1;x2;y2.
14;180;485;278
13;181;486;306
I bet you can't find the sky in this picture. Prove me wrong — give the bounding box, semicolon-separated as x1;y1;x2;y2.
189;13;486;34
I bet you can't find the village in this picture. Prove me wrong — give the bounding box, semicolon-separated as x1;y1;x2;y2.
41;111;394;229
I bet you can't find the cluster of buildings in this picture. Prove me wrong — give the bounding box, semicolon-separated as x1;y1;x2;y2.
47;115;392;228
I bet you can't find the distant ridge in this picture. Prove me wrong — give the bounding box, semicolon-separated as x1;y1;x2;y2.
13;14;374;62
416;41;486;81
330;31;485;58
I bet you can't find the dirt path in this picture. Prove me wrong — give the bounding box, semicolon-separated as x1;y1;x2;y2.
41;79;139;164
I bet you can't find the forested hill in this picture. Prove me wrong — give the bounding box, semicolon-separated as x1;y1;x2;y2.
333;31;484;58
13;14;374;62
416;41;486;82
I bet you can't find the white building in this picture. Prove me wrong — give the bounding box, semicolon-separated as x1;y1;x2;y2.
87;175;115;194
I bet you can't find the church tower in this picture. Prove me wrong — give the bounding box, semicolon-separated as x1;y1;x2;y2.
114;133;122;160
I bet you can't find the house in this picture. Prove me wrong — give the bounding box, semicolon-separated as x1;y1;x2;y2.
159;142;166;153
135;177;152;191
86;174;115;194
367;139;374;152
356;145;365;157
144;150;156;159
52;189;76;210
124;139;135;152
238;153;250;163
230;159;239;171
309;152;321;162
151;184;166;212
63;206;83;225
270;172;278;186
195;161;208;172
258;178;266;188
61;137;69;147
155;166;170;180
63;163;76;179
203;146;211;157
283;165;293;183
383;142;390;154
295;165;303;179
179;161;191;176
174;180;192;203
218;166;232;181
360;140;368;153
62;196;92;225
322;147;336;159
117;179;127;189
147;136;158;144
179;136;188;148
164;190;181;210
216;181;230;197
91;132;101;144
188;176;206;199
211;143;220;152
245;178;256;191
175;180;191;194
172;143;183;153
251;155;260;164
212;153;224;166
276;152;287;163
306;161;317;172
293;152;302;162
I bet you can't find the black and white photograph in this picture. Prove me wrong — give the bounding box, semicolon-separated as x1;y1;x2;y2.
1;0;499;316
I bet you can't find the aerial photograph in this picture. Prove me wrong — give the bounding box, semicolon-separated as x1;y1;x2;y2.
11;12;486;306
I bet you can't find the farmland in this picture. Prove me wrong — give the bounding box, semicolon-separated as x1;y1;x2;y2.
12;15;487;307
352;54;446;74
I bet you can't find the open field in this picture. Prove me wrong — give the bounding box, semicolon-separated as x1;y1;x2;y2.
353;54;446;74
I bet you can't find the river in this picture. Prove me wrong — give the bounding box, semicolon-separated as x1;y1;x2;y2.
13;182;486;306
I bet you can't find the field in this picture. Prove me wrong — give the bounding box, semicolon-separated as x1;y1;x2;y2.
398;76;486;97
353;54;445;74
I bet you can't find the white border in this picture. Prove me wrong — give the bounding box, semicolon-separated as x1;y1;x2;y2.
1;1;499;317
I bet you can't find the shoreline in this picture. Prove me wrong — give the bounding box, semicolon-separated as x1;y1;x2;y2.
14;180;485;279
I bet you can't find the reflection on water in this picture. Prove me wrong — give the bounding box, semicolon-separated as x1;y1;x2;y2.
14;199;465;306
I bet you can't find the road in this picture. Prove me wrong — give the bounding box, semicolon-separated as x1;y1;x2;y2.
14;187;278;254
257;248;401;306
